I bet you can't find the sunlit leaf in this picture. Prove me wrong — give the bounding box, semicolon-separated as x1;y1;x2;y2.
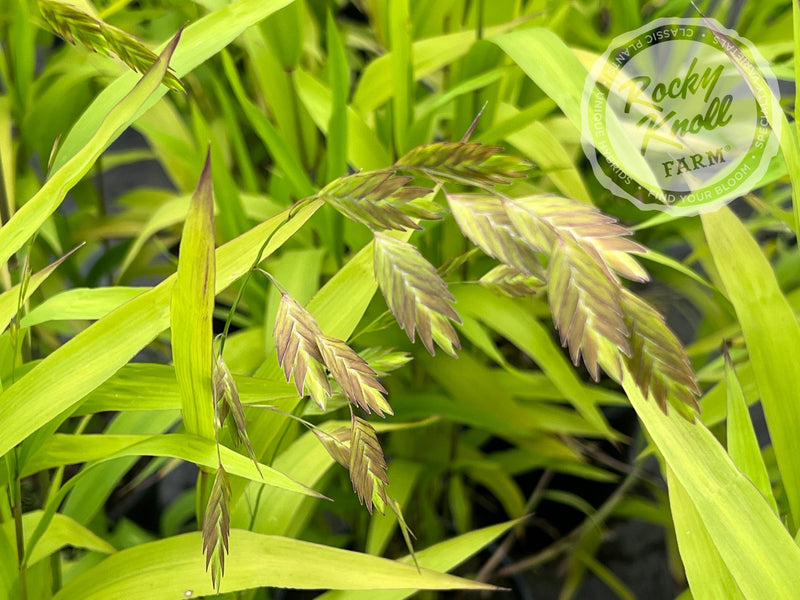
171;152;216;440
52;530;497;599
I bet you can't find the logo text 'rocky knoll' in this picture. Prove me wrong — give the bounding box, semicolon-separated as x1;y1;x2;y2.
620;59;732;153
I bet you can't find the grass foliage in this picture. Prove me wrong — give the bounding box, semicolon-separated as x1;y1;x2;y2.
0;0;799;599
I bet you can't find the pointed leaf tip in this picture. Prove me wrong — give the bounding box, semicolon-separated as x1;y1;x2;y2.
195;149;214;206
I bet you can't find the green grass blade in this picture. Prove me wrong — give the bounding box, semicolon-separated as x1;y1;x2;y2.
50;0;298;172
52;530;497;599
260;1;303;70
702;206;800;529
453;285;619;439
20;287;146;328
352;22;517;115
77;364;295;414
20;426;322;569
221;50;315;198
243;428;333;537
667;468;744;600
317;520;519;600
0;31;180;276
365;459;421;556
795;0;800;148
326;10;349;182
388;0;412;156
493;28;659;198
3;511;115;566
7;0;34;116
701;15;800;232
724;348;777;512
0;97;15;219
628;376;800;599
0;245;82;334
133;101;199;192
491;28;584;125
241;27;305;164
0;522;15;600
322;9;349;262
293;69;391;170
21;433;321;498
171;153;216;440
61;410;178;525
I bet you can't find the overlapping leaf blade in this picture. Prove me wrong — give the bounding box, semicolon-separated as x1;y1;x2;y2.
0;28;182;275
724;347;776;512
0;245;83;335
52;530;497;599
0;199;323;462
703;206;800;526
51;0;298;172
171;154;216;440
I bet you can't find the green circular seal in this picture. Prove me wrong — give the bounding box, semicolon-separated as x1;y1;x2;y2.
581;17;780;215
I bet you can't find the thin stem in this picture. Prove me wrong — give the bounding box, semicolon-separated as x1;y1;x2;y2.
10;448;28;600
248;398;310;530
497;460;644;578
218;198;313;356
474;470;554;587
11;242;34;385
49;551;61;595
94;154;111;265
43;414;92;508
